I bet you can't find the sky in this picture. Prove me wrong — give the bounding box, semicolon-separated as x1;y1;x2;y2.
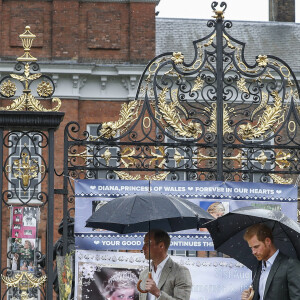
156;0;300;23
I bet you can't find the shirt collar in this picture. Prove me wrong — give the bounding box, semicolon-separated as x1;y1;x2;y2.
151;255;169;272
265;249;279;266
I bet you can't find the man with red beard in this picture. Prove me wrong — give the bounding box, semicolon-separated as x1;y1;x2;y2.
242;223;300;300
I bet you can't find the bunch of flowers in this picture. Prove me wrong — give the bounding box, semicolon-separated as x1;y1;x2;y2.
57;252;73;300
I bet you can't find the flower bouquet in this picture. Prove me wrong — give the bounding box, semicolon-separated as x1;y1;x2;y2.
57;252;73;300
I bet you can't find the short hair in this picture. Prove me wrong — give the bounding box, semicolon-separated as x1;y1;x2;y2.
149;229;171;250
103;271;138;298
207;202;225;214
243;223;273;243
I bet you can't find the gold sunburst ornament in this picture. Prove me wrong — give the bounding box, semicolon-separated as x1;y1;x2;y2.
1;80;17;97
37;81;53;97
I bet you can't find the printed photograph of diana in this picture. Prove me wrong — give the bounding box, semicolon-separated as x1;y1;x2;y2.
80;266;140;300
199;201;229;232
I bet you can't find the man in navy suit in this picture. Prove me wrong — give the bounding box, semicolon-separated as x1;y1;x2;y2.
241;223;300;300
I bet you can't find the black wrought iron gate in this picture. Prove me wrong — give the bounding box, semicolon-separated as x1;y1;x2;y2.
0;1;300;299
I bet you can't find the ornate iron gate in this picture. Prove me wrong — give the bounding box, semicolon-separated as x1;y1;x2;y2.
0;27;64;299
64;2;300;185
0;1;299;299
63;4;300;296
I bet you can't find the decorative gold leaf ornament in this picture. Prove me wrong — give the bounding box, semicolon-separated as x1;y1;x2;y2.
269;174;293;184
207;103;234;134
196;151;243;166
212;10;224;19
94;100;138;139
149;146;166;168
114;171;141;180
255;151;268;167
191;76;204;93
256;55;269;68
0;80;17;97
171;52;184;65
37;81;53;97
0;26;61;112
275;151;291;169
1;271;47;300
251;92;268;120
114;171;169;181
238;91;284;139
120;147;136;168
174;149;184;165
144;172;170;181
158;88;201;138
101;149;112;166
236;78;249;94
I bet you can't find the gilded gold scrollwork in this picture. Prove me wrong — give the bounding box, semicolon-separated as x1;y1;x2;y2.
6;153;45;188
275;151;291;169
191;76;204;93
92;100;139;139
269;174;293;185
120;147;136;168
256;55;269;68
68;150;93;164
114;171;169;181
149;147;166;168
236;78;249;95
1;271;47;300
1;80;16;97
158;88;201;138
207;103;234;135
255;151;268;167
101;149;112;166
37;81;53;97
144;172;170;181
238;91;284;139
174;149;184;165
114;171;141;180
171;52;184;65
196;151;243;166
0;26;61;112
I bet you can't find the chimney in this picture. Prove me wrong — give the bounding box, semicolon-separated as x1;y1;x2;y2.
269;0;295;22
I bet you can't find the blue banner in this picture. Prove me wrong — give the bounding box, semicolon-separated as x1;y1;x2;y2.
75;180;297;251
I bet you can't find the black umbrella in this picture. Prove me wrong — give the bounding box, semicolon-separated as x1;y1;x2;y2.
205;206;300;269
86;192;213;233
86;192;214;293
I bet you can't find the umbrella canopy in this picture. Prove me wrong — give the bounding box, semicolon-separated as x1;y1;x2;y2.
86;193;214;233
205;206;300;269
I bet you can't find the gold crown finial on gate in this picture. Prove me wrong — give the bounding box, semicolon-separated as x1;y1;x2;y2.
17;26;37;62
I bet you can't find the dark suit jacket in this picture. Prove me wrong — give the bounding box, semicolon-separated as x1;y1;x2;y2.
252;252;300;300
139;257;192;300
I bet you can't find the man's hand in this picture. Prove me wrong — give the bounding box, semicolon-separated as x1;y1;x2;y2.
145;278;160;298
241;286;254;300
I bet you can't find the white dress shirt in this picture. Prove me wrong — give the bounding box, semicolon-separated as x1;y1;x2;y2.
147;255;169;300
259;249;279;299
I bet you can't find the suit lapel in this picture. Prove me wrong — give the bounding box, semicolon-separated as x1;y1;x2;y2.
263;252;283;299
158;258;172;289
253;262;262;300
